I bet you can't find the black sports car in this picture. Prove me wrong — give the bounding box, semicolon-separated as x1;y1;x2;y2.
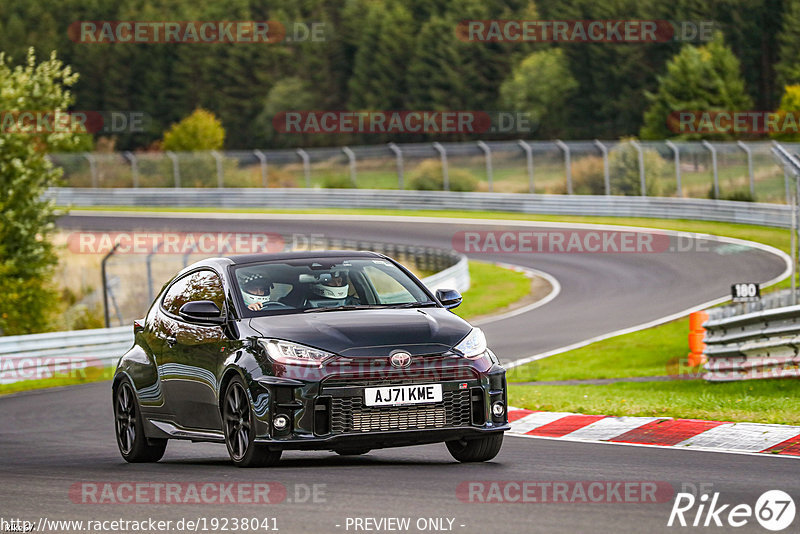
113;251;508;467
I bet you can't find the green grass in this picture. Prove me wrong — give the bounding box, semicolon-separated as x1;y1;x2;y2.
509;379;800;425
0;367;114;396
506;318;694;383
454;261;532;320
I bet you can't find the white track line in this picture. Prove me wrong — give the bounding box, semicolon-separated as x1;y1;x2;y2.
473;263;561;326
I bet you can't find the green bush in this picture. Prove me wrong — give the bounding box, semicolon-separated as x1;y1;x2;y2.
407;160;478;192
707;187;756;202
320;173;356;189
570;156;606;195
162;108;225;151
608;139;666;196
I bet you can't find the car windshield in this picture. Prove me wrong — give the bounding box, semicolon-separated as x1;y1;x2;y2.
232;257;434;315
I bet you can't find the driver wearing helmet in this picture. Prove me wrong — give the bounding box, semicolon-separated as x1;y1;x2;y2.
240;273;272;311
307;271;358;307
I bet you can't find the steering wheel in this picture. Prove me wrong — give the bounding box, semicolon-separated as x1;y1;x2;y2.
254;301;290;309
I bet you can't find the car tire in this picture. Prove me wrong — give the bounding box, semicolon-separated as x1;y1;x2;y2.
114;379;167;463
333;448;371;456
222;376;282;468
446;433;504;463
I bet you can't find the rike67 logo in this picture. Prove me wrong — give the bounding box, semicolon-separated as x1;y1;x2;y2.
668;490;795;531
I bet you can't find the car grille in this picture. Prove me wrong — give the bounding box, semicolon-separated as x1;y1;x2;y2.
323;366;478;387
329;390;472;434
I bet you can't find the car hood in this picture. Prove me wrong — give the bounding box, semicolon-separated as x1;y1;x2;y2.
247;308;472;357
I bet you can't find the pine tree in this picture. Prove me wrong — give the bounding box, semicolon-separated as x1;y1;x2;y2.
640;34;752;140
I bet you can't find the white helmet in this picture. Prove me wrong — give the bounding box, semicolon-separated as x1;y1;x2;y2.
241;273;271;308
311;272;349;300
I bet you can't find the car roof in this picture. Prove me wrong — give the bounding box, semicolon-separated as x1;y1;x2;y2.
228;250;383;265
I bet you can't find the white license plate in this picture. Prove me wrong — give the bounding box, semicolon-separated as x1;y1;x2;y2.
364;384;443;407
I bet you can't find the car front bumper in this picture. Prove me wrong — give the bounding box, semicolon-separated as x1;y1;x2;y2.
249;363;509;451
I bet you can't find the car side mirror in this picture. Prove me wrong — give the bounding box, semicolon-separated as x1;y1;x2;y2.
179;300;225;324
435;288;462;310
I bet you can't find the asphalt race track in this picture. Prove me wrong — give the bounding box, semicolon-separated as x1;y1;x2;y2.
0;212;795;533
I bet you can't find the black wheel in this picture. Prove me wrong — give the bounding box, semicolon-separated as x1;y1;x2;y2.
446;433;504;463
222;376;282;467
333;448;371;456
114;379;167;462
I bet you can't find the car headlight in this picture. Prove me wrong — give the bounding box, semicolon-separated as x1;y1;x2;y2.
454;328;487;359
260;339;336;367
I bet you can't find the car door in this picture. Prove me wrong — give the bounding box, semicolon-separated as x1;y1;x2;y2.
158;269;229;431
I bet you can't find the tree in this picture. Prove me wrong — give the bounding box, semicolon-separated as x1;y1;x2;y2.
162;108;225;151
347;3;414;110
771;85;800;142
640;34;752;140
776;0;800;89
253;77;319;147
499;49;578;137
0;49;89;334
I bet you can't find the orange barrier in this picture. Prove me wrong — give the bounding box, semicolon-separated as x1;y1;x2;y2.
688;310;708;367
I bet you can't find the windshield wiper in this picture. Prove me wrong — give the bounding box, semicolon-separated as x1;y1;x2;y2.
303;305;381;313
386;301;439;309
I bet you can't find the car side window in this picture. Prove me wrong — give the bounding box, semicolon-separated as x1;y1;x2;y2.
362;265;416;304
162;269;225;316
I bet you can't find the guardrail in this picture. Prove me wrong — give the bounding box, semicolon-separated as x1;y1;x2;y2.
49;188;797;228
1;246;469;387
0;327;132;386
703;289;800;381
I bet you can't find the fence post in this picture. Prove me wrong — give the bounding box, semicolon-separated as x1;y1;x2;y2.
555;140;573;194
123;151;139;188
477;140;493;192
342;146;357;187
211;150;224;188
388;143;404;189
736;140;755;197
84;153;98;188
665;140;681;197
102;243;121;328
432;142;449;191
629;140;646;196
166;151;181;188
593;140;610;195
296;149;311;187
253;149;268;188
146;241;163;303
517;140;535;193
702;140;719;199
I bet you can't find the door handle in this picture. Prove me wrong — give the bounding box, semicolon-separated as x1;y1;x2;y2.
165;336;177;347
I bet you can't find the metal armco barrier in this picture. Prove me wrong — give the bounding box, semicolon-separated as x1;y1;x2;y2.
1;251;468;386
703;289;800;381
48;188;796;228
0;327;132;386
